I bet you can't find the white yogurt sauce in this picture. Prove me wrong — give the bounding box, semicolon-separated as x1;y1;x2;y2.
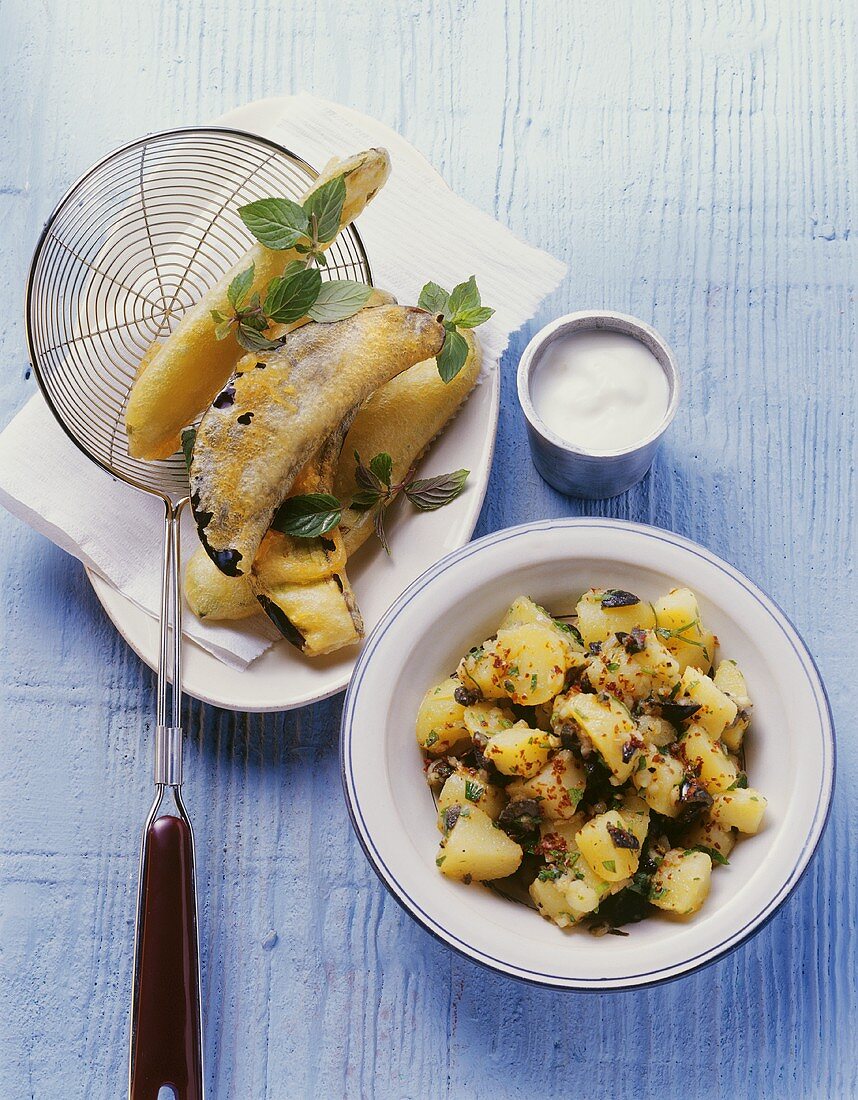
529;330;670;453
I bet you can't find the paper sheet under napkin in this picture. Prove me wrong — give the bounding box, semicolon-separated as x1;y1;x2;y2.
0;94;566;670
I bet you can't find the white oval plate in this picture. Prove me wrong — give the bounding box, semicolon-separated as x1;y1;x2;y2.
85;98;499;712
341;518;834;990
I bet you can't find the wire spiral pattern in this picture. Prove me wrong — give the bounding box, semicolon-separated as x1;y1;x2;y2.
25;127;373;500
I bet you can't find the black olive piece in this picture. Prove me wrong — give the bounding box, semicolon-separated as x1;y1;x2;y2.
426;758;455;788
676;776;714;823
588;641;602;656
558;721;579;751
661;700;702;728
442;806;462;832
599;589;641;609
497;799;542;844
621;736;644;764
592;885;650;929
453;685;480;707
236;411;254;425
620;627;648;654
607;823;640;851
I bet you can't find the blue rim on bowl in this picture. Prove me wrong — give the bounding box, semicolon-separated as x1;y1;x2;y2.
340;518;834;990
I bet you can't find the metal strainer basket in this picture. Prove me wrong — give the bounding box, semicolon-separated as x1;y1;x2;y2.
25;126;372;1099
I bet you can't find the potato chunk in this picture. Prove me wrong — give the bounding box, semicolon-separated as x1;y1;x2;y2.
650;849;712;915
437;807;523;881
632;748;685;817
681;818;736;862
457;644;509;699
488;623;570;705
415;677;470;755
483;723;557;777
711;788;767;834
618;792;651;846
575;588;656;647
553;690;641;783
653;588;716;672
575;810;641;882
713;659;753;752
506;750;586;820
587;631;680;704
680;726;738;793
437;770;506;823
462;701;516;739
678;667;738;739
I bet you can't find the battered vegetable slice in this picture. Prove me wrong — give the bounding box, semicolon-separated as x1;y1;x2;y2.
125;147;391;460
190;305;445;576
335;330;481;555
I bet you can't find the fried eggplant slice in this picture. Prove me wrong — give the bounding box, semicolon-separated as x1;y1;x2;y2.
190;305;445;576
336;329;481;555
125;148;392;460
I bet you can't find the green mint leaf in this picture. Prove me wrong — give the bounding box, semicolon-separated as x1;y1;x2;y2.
307;279;372;323
453;305;494;329
313;251;328;267
227;264;255;310
303;175;346;244
181;428;196;473
263;266;322;325
210;310;226;323
349;489;382;512
235;323;280;353
436;325;469;382
214;319;234;341
369;452;393;488
403;468;469;511
238;198;310;250
464;779;483;803
354;451;386;496
271;493;342;538
418;281;450;316
446;276;480;322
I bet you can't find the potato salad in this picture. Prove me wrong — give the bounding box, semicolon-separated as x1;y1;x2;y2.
416;588;767;933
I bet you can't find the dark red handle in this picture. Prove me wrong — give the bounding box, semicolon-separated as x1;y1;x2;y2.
131;815;203;1100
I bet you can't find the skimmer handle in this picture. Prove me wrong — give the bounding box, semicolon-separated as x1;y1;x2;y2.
130;804;203;1100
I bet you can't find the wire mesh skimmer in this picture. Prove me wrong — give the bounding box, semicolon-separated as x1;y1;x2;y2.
25;127;372;1100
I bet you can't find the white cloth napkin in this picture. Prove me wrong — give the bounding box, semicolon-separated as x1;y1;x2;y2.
0;94;566;669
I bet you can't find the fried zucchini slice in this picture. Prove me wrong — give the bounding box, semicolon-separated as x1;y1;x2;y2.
125;148;392;460
335;331;481;555
190;305;445;575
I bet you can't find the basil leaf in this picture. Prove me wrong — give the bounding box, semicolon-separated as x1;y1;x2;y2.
304;175;346;244
369;452;393;487
436;325;469;382
418;281;450;316
235;323;279;352
238;198;310;250
181;428;196;473
446;275;481;323
271;493;342;538
403;468;469;511
307;279;372;323
227;264;254;310
263;267;322;325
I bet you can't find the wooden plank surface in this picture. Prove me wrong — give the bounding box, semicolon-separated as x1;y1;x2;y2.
1;1;855;1096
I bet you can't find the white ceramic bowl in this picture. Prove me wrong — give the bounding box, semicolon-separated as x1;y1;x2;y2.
341;518;834;990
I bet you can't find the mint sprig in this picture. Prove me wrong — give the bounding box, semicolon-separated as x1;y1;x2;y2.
238;174;346;264
211;260;371;352
350;451;470;553
418;275;494;382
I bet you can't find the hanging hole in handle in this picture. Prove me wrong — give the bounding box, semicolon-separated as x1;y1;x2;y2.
158;1088;178;1100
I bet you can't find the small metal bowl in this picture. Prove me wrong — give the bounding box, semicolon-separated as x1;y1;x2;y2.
517;310;680;499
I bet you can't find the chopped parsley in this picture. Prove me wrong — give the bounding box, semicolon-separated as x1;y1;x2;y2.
602;859;617;873
464;779;483;803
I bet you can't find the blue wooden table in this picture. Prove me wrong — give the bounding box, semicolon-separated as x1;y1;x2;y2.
1;2;855;1097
